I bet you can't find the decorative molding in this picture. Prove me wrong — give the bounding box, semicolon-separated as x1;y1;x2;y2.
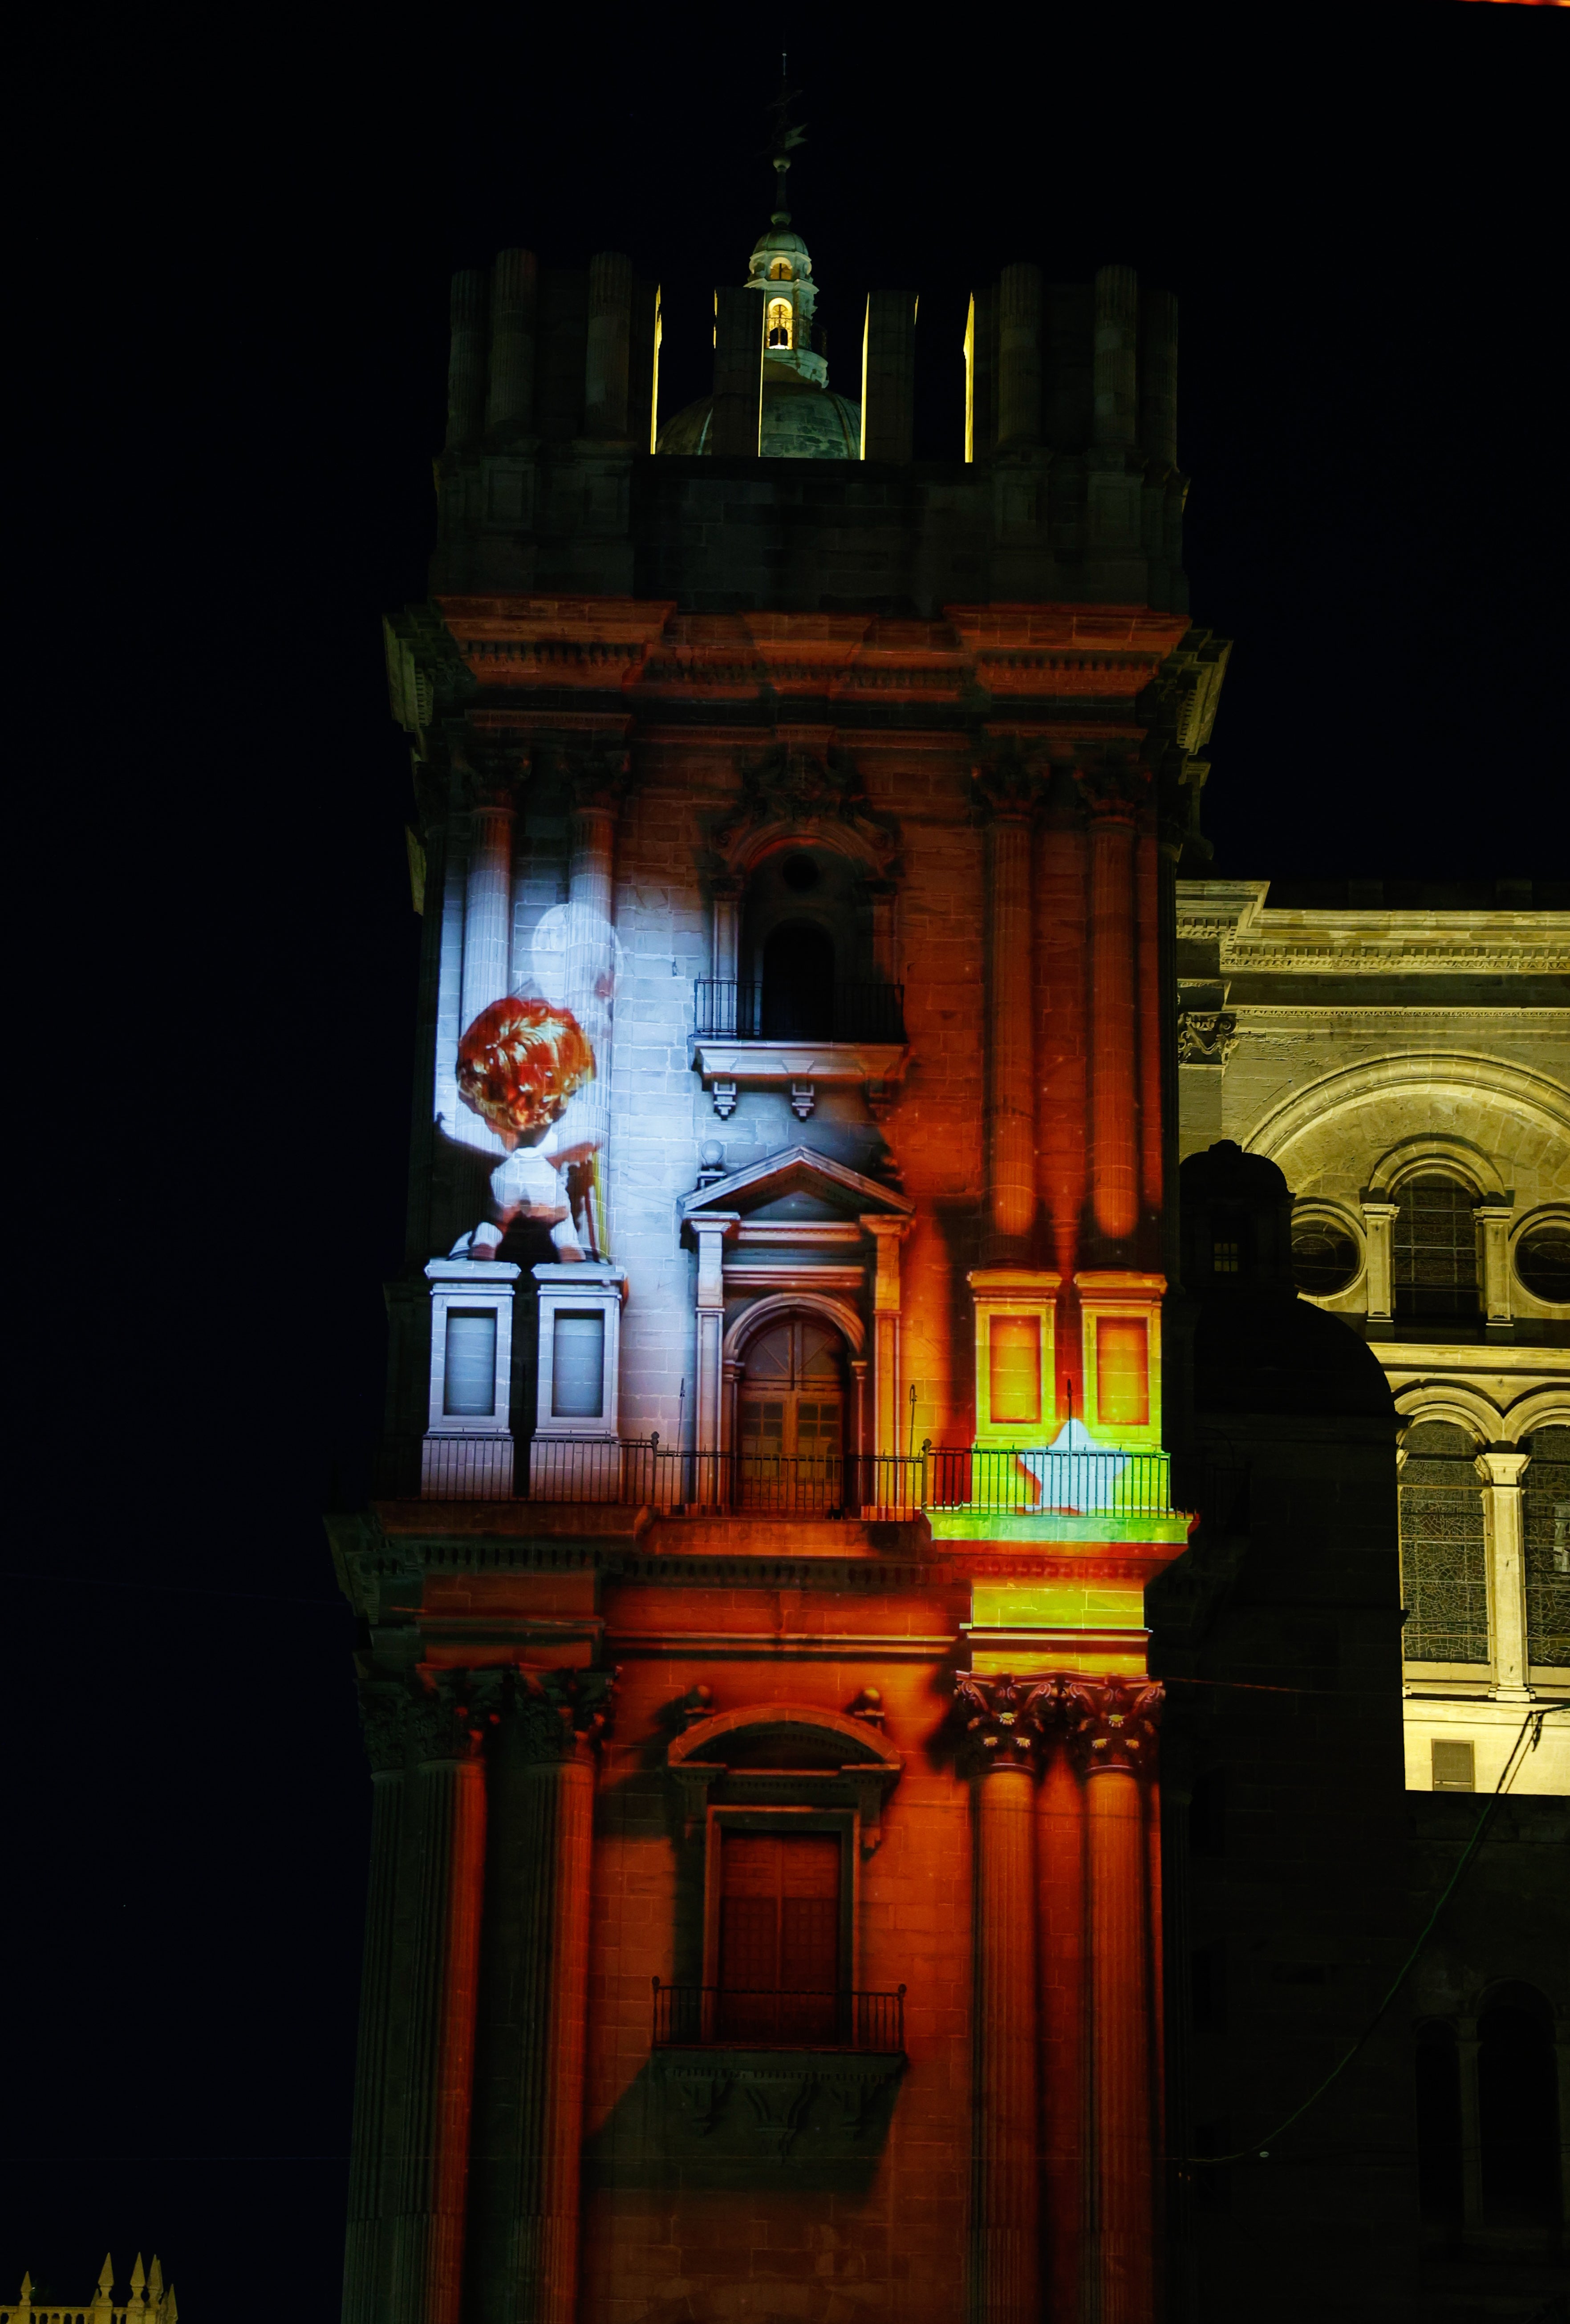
713;738;901;876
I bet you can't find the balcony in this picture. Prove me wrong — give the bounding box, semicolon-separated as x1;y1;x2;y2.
378;1437;1188;1539
694;980;907;1044
653;1981;905;2052
690;981;909;1121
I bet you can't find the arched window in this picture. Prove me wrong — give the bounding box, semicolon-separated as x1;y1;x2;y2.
767;296;793;348
1479;1985;1561;2221
761;920;835;1038
1523;1425;1570;1670
1400;1421;1489;1664
1415;2020;1464;2219
1392;1176;1478;1319
738;1315;845;1508
768;257;794;281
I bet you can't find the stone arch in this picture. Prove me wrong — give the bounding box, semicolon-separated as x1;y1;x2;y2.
1367;1135;1508;1201
723;1290;866;1364
1501;1384;1570;1443
669;1700;901;1771
1394;1385;1497;1445
1244;1054;1570;1203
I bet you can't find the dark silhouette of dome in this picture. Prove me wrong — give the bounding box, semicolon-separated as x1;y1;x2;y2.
658;367;861;459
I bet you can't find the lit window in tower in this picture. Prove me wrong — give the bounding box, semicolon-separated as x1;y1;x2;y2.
767;297;793;348
768;258;794;280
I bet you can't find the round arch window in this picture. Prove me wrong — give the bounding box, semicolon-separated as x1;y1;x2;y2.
1514;1221;1570;1304
766;297;793;349
1291;1219;1359;1296
1393;1176;1478;1319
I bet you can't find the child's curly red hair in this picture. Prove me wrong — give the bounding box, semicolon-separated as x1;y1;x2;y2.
456;996;595;1140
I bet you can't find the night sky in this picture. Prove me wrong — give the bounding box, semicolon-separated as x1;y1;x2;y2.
9;10;1564;2316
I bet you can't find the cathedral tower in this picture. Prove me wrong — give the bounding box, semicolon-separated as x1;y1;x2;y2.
332;149;1419;2324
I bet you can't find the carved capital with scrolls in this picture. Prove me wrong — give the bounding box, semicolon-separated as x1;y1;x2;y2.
969;738;1046;824
408;1666;504;1764
1063;1676;1163;1779
1074;753;1150;824
954;1671;1064;1774
505;1665;617;1763
1176;1008;1238;1067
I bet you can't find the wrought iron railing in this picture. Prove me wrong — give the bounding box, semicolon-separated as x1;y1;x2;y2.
694;979;906;1044
652;1979;906;2051
379;1435;1181;1517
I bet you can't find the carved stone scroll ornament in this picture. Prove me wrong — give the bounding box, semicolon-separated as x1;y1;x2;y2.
504;1664;617;1763
408;1666;505;1764
953;1671;1066;1773
357;1680;414;1776
969;737;1047;823
713;738;901;871
1176;1008;1238;1067
1062;1676;1164;1778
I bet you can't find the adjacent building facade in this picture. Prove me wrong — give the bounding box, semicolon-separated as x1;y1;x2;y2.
329;174;1566;2324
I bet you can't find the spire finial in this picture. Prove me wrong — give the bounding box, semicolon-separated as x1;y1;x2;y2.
766;64;806;227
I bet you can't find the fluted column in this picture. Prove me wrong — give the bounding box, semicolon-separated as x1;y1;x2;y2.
486;249;538;437
1036;788;1089;1289
445;270;488;454
1037;1740;1086;2324
1476;1448;1533;1701
343;1685;411;2324
973;755;1040;1249
956;1677;1050;2324
461;779;517;1037
389;1672;497;2324
862;1216;911;1474
1082;771;1143;1244
1067;1678;1164;2324
565;766;625;1258
470;1669;613;2324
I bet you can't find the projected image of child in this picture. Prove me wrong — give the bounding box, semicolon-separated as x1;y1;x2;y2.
449;996;597;1263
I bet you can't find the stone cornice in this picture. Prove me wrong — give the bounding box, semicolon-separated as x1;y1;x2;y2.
1176;878;1568;974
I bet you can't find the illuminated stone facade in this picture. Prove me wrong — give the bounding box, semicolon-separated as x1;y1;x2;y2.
332;188;1562;2324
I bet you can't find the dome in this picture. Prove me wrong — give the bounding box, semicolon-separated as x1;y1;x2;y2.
657;365;861;460
750;224;810;276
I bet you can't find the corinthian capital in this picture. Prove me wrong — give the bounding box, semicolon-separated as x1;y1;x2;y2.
954;1671;1064;1773
409;1667;504;1764
969;737;1046;823
505;1665;617;1762
1073;752;1150;822
1063;1675;1164;1778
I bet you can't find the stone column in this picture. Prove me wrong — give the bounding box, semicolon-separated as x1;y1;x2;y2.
388;1672;497;2324
1038;1738;1086;2324
1093;266;1139;450
692;1215;737;1493
862;1217;910;1471
445;270;488;454
1082;774;1142;1245
1476;1204;1514;1335
462;783;517;1038
342;1685;411;2324
468;1669;613;2324
564;770;624;1257
486;250;538;436
1360;1201;1399;1329
1067;1678;1164;2324
711;287;763;458
1036;794;1089;1286
1476;1448;1533;1701
956;1677;1051;2324
996;263;1043;450
709;874;742;988
584;252;633;440
860;289;918;463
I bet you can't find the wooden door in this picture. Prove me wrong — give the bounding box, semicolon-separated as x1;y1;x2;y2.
738;1317;845;1509
718;1828;842;2043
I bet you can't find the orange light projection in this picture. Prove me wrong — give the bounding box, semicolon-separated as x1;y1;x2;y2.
1095;1318;1149;1428
989;1314;1042;1426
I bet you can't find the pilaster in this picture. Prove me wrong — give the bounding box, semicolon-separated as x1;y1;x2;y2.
1360;1200;1400;1327
1475;1448;1533;1700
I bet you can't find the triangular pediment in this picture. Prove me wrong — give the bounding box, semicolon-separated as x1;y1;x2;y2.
681;1143;913;1225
